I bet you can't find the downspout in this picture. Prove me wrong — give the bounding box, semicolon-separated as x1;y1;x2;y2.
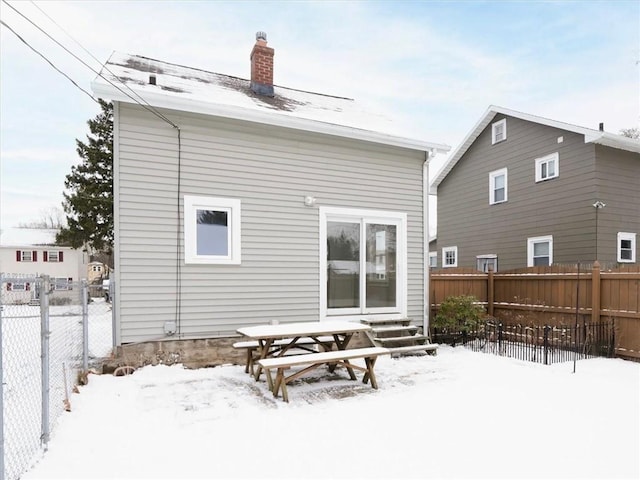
423;150;432;336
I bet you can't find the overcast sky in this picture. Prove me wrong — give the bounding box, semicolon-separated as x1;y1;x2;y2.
1;0;638;240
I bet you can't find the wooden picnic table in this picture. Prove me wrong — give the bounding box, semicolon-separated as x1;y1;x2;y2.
236;320;373;382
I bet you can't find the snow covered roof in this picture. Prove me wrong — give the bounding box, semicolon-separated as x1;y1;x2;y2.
91;52;449;153
0;228;58;247
430;105;640;193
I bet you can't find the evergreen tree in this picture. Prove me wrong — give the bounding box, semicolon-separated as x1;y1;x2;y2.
56;100;113;258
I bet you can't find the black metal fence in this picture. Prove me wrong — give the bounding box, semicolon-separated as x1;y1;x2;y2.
432;320;615;365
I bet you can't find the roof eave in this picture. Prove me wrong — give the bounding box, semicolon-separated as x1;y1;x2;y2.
92;80;450;154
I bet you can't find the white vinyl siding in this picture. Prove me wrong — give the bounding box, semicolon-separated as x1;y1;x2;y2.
489;168;508;205
115;103;426;342
617;232;636;263
535;152;559;182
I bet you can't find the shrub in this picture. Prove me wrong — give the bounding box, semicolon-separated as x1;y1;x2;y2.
433;295;485;333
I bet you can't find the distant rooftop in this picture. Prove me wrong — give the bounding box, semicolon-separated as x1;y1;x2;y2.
0;228;58;247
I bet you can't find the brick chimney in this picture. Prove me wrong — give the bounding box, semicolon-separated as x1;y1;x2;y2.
250;31;274;96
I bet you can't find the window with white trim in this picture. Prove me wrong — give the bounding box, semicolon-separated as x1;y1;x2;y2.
527;235;553;267
320;206;407;318
443;246;458;268
45;250;63;262
476;255;498;272
489;168;508;204
429;251;437;268
617;232;636;263
6;282;29;291
54;277;73;290
16;250;36;262
535;152;559;182
492;119;507;144
184;195;241;265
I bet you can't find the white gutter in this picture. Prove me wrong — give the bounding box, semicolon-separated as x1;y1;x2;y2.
91;80;450;154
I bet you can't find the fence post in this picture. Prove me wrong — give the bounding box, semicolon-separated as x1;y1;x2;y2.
40;275;51;446
487;265;494;317
591;261;601;324
81;280;89;371
543;325;550;365
498;323;503;355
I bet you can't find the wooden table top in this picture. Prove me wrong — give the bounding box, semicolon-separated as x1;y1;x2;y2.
237;320;370;340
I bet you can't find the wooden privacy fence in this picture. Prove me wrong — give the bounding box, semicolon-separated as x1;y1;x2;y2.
430;263;640;360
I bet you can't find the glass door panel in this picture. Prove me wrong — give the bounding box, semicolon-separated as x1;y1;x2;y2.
365;223;396;308
327;221;360;309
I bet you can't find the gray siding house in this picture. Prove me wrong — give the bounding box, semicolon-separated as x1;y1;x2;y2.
92;34;449;347
430;106;640;271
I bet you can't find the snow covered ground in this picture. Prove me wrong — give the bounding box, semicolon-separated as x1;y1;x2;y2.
23;346;639;480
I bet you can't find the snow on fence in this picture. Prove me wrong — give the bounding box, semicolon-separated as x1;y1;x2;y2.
0;274;114;480
430;263;640;360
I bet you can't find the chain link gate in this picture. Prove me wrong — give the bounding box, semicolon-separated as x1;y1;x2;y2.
1;274;114;480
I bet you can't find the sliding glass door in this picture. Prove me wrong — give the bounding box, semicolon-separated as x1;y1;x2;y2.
321;207;406;319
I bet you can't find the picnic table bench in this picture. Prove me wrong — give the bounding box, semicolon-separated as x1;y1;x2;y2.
258;346;390;402
233;336;336;375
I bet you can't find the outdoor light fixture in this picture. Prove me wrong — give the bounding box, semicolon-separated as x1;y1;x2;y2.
593;200;606;261
304;196;316;207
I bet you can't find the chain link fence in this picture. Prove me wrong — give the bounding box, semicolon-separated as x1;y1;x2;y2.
1;274;114;480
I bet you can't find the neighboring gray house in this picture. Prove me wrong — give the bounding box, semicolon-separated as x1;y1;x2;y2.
430;106;640;271
91;33;449;347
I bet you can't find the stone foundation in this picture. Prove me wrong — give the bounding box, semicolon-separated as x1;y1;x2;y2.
101;332;373;373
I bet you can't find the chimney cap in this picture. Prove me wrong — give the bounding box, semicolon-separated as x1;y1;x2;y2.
256;31;267;42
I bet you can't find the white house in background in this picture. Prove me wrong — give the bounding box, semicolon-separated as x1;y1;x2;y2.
91;32;449;346
0;228;86;304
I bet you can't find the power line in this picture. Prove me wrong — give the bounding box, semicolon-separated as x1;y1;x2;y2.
28;0;178;130
2;0;179;129
0;19;98;103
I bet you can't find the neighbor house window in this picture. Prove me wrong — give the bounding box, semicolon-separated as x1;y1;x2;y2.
44;251;63;262
6;282;29;291
528;236;553;266
443;246;458;268
54;277;72;290
535;152;559;182
429;251;437;268
184;195;241;265
617;232;636;263
490;168;508;204
492;119;507;144
477;255;498;272
16;250;36;262
320;206;407;319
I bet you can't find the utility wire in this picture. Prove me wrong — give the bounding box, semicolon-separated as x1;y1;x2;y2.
3;0;178;129
28;0;177;130
0;19;98;103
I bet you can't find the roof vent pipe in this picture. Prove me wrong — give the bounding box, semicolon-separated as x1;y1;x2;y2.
149;74;156;85
599;122;604;131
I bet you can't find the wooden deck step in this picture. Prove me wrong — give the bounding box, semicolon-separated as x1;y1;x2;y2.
372;325;419;335
360;318;412;327
388;344;438;356
377;335;430;345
